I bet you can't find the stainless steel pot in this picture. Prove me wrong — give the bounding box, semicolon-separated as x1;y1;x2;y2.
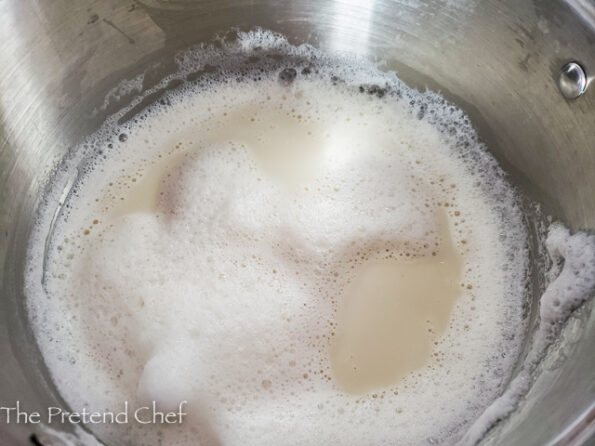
0;1;593;445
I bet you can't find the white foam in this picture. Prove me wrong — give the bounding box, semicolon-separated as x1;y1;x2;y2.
462;225;595;445
24;30;592;446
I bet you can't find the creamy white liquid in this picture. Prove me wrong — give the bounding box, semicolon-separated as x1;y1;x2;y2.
26;32;536;445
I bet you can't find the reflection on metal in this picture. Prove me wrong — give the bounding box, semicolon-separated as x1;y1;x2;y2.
559;62;588;99
329;0;375;55
564;0;595;30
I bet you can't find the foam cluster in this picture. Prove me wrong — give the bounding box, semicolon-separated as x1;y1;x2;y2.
24;30;590;446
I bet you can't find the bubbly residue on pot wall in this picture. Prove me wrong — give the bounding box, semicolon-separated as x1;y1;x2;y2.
462;224;595;445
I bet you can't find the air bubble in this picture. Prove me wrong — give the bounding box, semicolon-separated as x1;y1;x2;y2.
278;68;297;85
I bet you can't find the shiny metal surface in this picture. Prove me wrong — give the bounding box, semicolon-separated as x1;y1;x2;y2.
559;62;588;99
0;0;593;445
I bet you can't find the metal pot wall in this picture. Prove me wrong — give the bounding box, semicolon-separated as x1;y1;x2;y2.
0;0;593;445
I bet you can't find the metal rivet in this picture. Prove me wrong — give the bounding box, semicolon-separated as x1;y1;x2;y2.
558;62;588;99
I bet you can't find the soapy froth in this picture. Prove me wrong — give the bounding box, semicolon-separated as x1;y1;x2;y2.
24;30;584;446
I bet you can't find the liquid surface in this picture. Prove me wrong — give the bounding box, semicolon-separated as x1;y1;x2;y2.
26;32;533;445
330;211;462;394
